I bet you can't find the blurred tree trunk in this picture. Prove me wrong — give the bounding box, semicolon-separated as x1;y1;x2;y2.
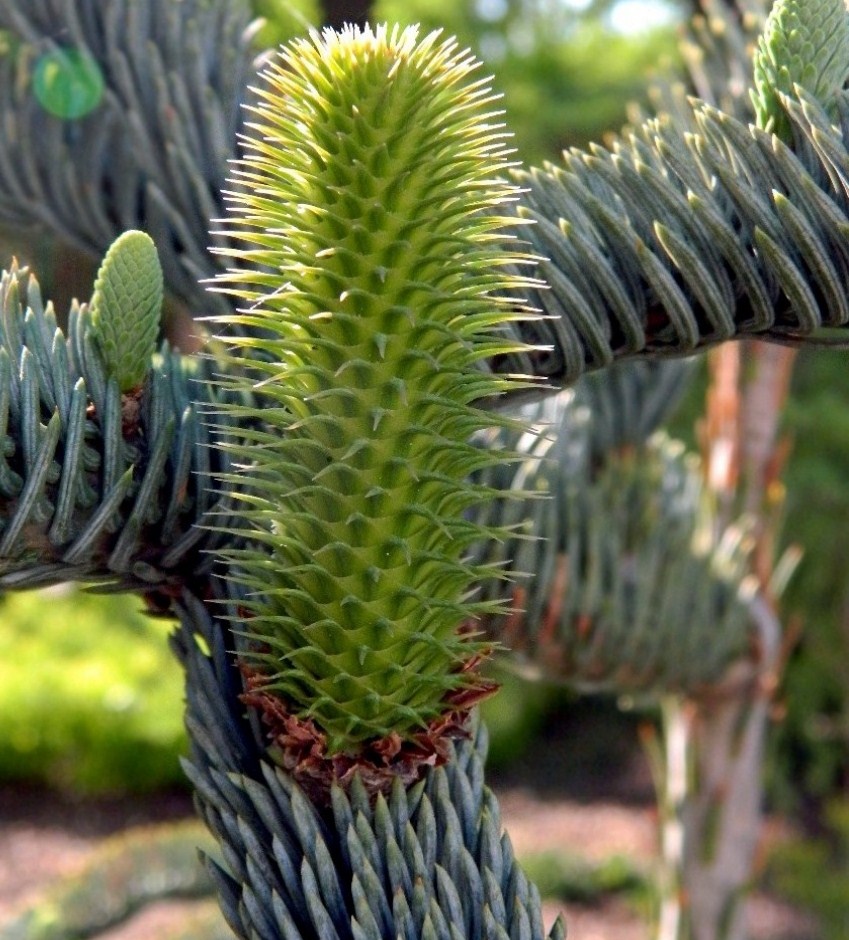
319;0;375;29
655;341;799;940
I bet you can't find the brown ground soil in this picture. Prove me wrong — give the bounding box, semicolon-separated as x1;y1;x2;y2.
0;709;822;939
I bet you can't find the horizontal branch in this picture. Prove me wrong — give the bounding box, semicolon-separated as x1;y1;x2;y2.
494;88;849;387
0;262;239;592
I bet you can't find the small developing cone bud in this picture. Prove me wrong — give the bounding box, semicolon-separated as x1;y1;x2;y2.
89;230;163;392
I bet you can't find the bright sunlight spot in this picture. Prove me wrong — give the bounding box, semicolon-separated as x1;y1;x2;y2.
474;0;680;38
606;0;678;34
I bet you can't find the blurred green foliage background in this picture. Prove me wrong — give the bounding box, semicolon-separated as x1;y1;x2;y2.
0;588;184;792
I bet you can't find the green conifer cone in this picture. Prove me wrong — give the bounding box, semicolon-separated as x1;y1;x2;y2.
209;24;541;795
752;0;849;142
89;230;164;392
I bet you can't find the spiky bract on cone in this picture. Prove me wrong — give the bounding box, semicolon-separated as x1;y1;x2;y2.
752;0;849;142
89;230;163;393
209;25;540;759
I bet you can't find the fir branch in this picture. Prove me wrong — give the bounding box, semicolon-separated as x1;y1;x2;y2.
473;384;754;698
677;0;767;119
0;0;258;315
171;580;566;940
571;358;694;462
504;88;849;388
0;258;237;591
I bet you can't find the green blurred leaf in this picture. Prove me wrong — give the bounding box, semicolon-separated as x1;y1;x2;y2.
0;588;186;793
